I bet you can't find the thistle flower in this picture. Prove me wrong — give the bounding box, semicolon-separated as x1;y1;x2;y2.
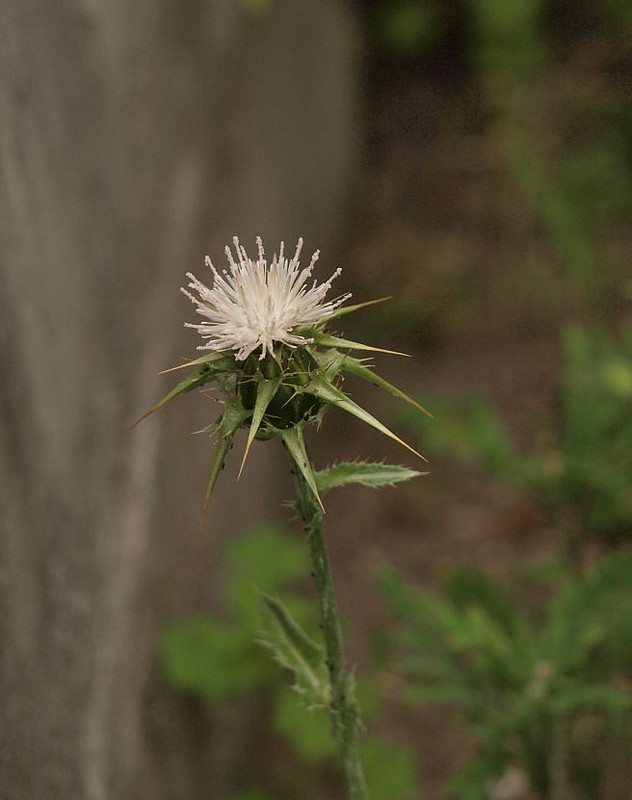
134;236;429;515
182;236;351;360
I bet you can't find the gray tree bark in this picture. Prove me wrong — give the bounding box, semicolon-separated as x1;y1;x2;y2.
0;2;358;798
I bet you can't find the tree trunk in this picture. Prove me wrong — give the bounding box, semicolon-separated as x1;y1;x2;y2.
0;1;358;797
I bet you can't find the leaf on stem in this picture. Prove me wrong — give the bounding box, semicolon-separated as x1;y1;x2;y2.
315;461;426;494
259;594;328;708
200;397;250;524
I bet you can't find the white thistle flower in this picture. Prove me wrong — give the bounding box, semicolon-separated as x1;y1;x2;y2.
182;236;351;361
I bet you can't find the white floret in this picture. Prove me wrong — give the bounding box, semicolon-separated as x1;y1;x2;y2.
182;236;350;360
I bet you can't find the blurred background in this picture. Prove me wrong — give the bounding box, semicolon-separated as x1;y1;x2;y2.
1;1;631;799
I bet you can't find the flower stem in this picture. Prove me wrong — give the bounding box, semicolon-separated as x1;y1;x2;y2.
291;459;369;800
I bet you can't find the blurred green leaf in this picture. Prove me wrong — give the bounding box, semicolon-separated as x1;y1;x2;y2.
382;550;632;797
444;563;524;640
225;525;309;628
373;0;443;57
274;690;336;762
361;737;421;800
160;616;264;701
259;595;328;709
551;685;630;715
471;0;544;79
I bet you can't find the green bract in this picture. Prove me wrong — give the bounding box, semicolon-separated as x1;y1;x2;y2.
135;298;430;516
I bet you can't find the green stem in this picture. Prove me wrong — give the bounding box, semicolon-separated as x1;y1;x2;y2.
291;459;369;800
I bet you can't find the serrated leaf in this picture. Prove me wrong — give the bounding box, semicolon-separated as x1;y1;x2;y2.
262;595;324;667
259;595;328;708
315;461;424;494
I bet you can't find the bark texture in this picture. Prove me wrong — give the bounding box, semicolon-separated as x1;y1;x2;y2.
0;2;358;798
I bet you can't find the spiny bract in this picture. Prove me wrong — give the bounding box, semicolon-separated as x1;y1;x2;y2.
134;236;430;517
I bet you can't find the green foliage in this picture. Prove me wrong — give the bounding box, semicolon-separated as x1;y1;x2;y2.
315;461;424;494
370;0;444;57
554;323;632;535
274;690;336;762
225;525;309;628
160;525;308;703
161;524;422;800
403;318;632;541
407;393;527;480
361;738;420;800
161;616;266;702
471;0;545;79
259;595;329;709
381;552;632;798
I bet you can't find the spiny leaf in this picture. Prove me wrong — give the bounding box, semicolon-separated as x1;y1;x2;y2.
220;394;252;435
131;365;217;428
313;332;409;358
281;426;324;511
261;595;324;667
305;376;428;462
238;375;282;477
259;594;328;707
200;432;233;526
315;461;425;494
342;356;433;418
310;347;347;382
316;296;392;325
201;397;250;523
159;351;236;374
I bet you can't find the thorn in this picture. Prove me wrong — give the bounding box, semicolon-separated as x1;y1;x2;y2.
328;295;392;320
237;438;253;479
129;404;160;430
159;361;196;374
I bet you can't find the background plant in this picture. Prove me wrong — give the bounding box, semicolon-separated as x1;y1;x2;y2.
380;552;632;800
162;522;421;800
385;311;632;798
400;316;632;552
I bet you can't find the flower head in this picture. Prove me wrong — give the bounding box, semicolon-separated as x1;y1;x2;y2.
182;236;351;361
136;235;429;519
